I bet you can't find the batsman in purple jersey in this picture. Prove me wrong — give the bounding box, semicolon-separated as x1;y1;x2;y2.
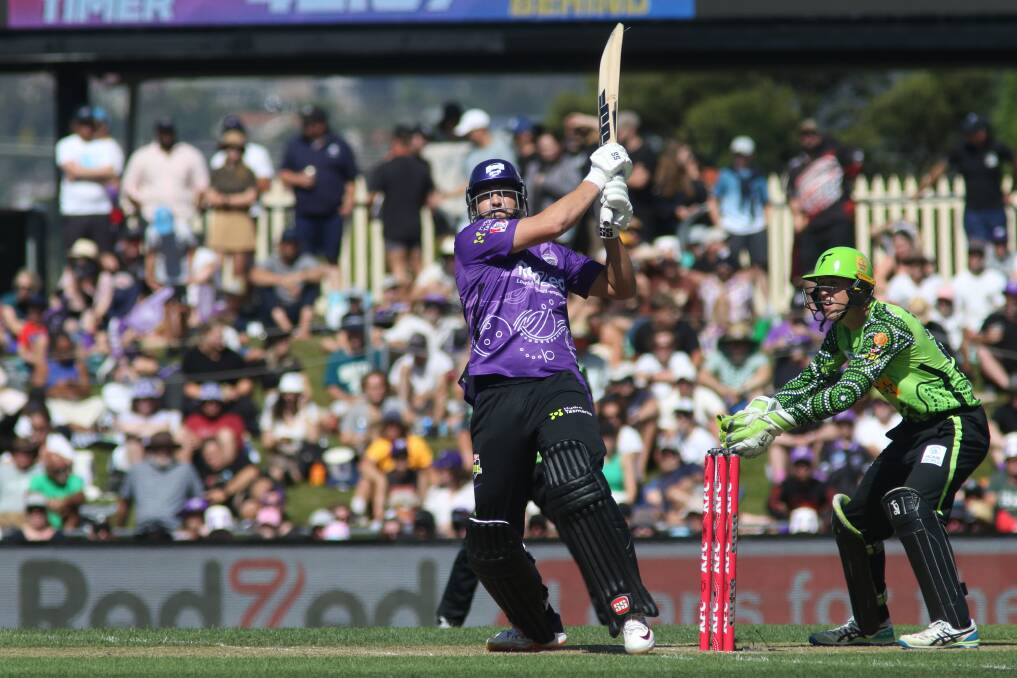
455;149;658;654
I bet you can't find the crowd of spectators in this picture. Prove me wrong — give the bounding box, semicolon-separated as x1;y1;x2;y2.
1;100;1016;544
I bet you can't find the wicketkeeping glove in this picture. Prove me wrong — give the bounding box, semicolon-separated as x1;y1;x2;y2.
585;143;632;189
721;397;797;459
599;176;632;239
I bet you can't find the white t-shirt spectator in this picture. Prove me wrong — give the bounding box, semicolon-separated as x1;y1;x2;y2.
657;425;717;467
423;482;475;536
854;409;902;455
260;395;321;456
952;268;1006;332
0;454;41;514
885;272;942;310
55;133;124;215
634;350;696;403
388;351;455;397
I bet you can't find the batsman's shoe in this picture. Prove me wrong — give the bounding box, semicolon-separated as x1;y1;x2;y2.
897;620;979;649
485;627;567;652
809;616;896;646
622;616;655;655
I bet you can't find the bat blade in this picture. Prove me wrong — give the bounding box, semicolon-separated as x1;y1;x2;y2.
598;22;624;147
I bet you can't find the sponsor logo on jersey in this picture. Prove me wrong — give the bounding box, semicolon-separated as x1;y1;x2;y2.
512;263;565;296
472;454;483;479
489;219;508;233
611;595;631;615
874;375;899;397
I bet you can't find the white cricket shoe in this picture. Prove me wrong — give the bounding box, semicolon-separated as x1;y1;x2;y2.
622;616;655;654
485;627;567;652
897;619;979;649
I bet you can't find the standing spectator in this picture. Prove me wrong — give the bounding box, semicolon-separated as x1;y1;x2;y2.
116;431;204;536
785;118;863;279
885;253;943;310
917;113;1016;247
368;125;436;285
767;446;832;533
250;229;326;339
55;105;123;254
388;333;454;434
977;281;1017;391
523;131;585;244
652;141;709;242
951;242;1006;334
7;493;61;543
0;440;41;527
279;105;357;263
986;434;1017;533
210;115;274;194
122;118;209;225
709;136;769;274
456;108;516;173
260;372;322;485
617;111;658;237
698;324;772;410
28;433;84;530
204;128;258;286
508;116;539;169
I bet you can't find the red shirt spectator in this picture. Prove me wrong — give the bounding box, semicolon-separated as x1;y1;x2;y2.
183;383;246;452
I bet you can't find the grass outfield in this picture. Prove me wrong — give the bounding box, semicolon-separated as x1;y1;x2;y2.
0;625;1015;677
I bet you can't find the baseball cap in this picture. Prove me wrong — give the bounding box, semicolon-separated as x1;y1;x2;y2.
833;409;857;424
198;382;224;402
730;135;755;156
673;361;697;382
790;445;814;464
299;104;327;123
69;238;99;260
73;105;95;124
608;363;636;383
672;397;695;415
132;379;163;400
279;228;300;243
45;433;76;463
433;450;461;470
204;505;235;532
936;285;955;302
278;372;304;395
381;409;405;427
408;333;429;355
961;112;988;134
1005;281;1017;296
507;115;535;135
25;493;47;510
155;117;175;132
991;225;1008;245
391;439;409;459
453;108;491;137
179;497;209;516
1004;433;1017;460
309;509;334;528
256;506;282;527
221;114;246;132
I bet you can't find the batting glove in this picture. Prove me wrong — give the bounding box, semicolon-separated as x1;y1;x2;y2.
585;143;632;189
599;176;632;239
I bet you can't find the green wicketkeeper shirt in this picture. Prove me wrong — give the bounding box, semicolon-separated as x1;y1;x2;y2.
774;301;980;425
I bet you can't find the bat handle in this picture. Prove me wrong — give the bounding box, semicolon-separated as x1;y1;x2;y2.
599;205;616;239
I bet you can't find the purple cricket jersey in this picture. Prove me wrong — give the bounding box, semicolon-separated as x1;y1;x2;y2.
454;218;604;388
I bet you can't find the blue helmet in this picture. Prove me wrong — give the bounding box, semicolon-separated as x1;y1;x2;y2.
465;159;528;222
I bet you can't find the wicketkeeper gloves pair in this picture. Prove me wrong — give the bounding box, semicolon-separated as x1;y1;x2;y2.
718;395;797;458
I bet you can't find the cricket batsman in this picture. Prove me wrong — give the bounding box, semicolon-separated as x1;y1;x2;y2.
454;145;658;654
721;246;987;649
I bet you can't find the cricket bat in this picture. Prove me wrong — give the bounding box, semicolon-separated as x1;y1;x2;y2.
597;22;624;237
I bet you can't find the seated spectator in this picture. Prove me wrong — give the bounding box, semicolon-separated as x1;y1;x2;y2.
250;332;304;394
871;220;920;287
656;398;716;469
629;292;701;363
641;446;701;524
249;229;326;340
181;321;256;428
977;281;1017;391
203;503;236;541
260;372;321;485
143;208;197;340
44;331;105;431
767;446;832;533
353;411;433;522
192;436;259;512
699;323;772;411
57;238;104;335
15;293;48;356
6;493;62;543
597;394;646;475
603;368;659;460
116;379;181;467
182;383;246;463
204;128;258;287
929;285;964;353
422;450;474;538
388;333;454;434
854;398;902;459
0;439;41;527
324;314;385;409
599;423;639;507
990;377;1017;465
336;370;409;452
816;410;870;496
987;434;1017;533
116;431;204;537
698;249;758;329
385;439;422;509
28;433;84;530
633;329;696;403
952;242;1006;335
885;253;942;310
0;269;42;338
174;497;209;541
309;505;352;541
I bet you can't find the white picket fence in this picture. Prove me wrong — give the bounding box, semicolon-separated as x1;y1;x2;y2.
254;174;1017;311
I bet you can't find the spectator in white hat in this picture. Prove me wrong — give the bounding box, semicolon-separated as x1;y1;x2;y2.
27;433;84;530
447;108;516;228
260;372;321;484
7;493;61;543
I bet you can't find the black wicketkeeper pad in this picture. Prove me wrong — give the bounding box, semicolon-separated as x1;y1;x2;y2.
465;518;556;643
831;494;886;635
883;486;970;628
541;439;658;637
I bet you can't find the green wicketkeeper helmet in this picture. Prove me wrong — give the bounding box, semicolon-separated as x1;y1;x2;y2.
801;246;875;323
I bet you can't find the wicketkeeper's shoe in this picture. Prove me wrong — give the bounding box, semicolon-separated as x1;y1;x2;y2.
622;616;655;655
897;620;979;649
808;616;896;646
485;627;567;652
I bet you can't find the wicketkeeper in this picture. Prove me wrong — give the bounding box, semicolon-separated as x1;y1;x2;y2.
721;246;987;649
